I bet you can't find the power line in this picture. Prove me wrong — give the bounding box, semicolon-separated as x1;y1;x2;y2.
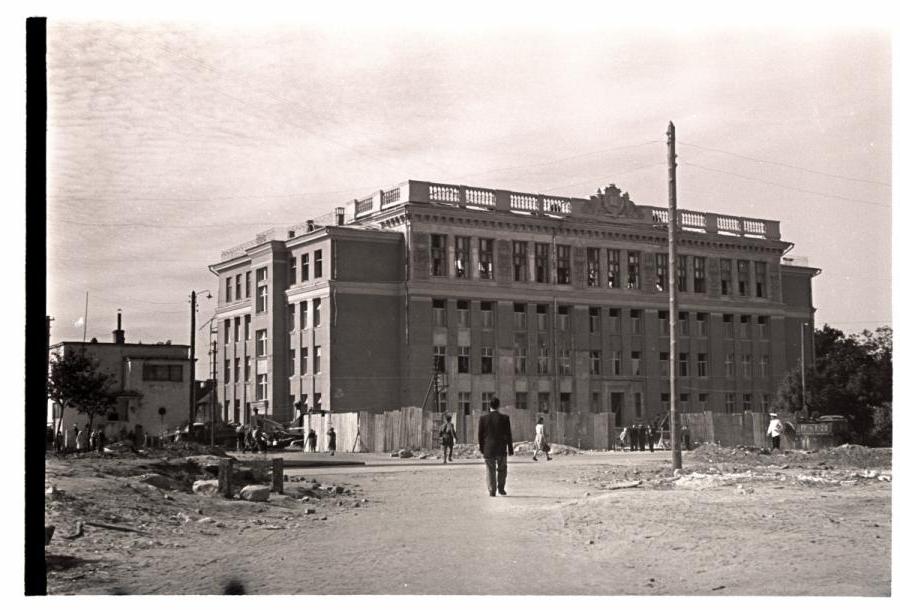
681;161;890;208
678;141;891;187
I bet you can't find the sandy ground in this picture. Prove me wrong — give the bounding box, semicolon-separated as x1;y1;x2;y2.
44;445;892;596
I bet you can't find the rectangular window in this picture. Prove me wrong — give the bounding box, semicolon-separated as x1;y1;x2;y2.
742;354;752;378
755;261;767;298
481;347;494;374
698;393;708;411
587;247;602;287
458;346;470;374
590;392;602;414
559;392;572;413
721;259;732;295
481;392;495;412
314;392;322;410
535;243;549;283
607;249;620;288
301;253;309;282
288;304;296;333
256;284;268;313
235;274;242;300
454;236;471;278
589;307;601;333
679;393;689;412
433;346;446;373
314;346;322;374
631;351;642;376
146;364;181;382
245;271;252;299
224;319;231;345
679;312;689;336
313;249;323;278
300;347;308;375
725;353;735;377
590;350;602;375
659;351;669;377
655;253;668;291
234;317;241;344
743;393;753;411
677;255;688;292
459;392;472;416
609;308;621;333
255;374;268;401
612;393;624;426
679;352;689;377
289;256;297;285
634;393;643;420
697;313;708;337
759;355;770;378
224;359;230;383
513;302;527;330
299;301;308;330
612;350;622;376
538;392;550;413
658;310;668;335
225;277;232;303
457;300;470;328
244;357;250;381
234;357;241;383
762;394;771;412
737;315;750;338
556;245;571;284
432;299;446;326
693;257;706;293
313;298;321;327
431;234;447;276
537;341;550;374
737;260;750;296
255;329;267;357
289;349;295;377
723;314;734;338
513;241;528;282
480;301;495;329
557;305;569;332
697;353;708;377
626;251;641;289
661;393;670;413
536;304;548;331
515;392;528;410
558;349;571;375
514;344;527;375
758;315;770;339
478;238;494;279
630;309;642;334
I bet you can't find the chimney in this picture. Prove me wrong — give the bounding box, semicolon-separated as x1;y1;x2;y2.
334;207;345;226
112;310;125;344
306;219;315;233
288;229;296;238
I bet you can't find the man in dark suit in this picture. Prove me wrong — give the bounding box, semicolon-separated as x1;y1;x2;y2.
478;397;514;497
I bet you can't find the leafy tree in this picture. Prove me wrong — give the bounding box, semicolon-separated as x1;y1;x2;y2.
774;325;892;445
47;350;117;435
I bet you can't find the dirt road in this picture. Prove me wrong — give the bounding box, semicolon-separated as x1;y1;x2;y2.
45;449;891;595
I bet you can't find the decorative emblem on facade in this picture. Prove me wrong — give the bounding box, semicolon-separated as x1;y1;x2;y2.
590;183;634;218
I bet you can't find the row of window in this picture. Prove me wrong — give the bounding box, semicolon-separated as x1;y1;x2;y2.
431;390;772;418
430;234;769;297
223;252;325;309
223;345;325;386
432;345;771;378
142;364;184;382
288;249;323;286
432;299;771;338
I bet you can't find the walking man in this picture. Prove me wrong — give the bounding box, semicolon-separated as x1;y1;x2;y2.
767;413;784;450
327;426;336;456
439;414;457;464
477;398;514;497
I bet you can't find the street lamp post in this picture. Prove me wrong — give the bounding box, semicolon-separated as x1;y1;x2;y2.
189;290;212;430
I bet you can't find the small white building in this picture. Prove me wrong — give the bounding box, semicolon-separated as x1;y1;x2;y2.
50;314;191;442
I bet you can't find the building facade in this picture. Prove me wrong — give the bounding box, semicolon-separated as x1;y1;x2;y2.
209;179;819;428
50;314;191;438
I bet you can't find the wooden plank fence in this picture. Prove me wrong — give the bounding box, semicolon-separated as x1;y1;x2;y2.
306;407;617;453
679;411;797;449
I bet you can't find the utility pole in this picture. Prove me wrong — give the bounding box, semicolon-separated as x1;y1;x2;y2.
211;339;217;447
667;121;683;471
47;315;54;434
800;322;807;414
189;290;197;427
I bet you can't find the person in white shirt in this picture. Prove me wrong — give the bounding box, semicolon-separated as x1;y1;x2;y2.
767;413;785;450
532;416;552;461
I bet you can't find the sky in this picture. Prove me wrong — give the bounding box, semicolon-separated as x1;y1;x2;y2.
44;18;892;379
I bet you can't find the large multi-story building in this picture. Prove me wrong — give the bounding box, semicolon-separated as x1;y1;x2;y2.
209;179;818;428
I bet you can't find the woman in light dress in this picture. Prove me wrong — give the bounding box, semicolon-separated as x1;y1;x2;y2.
532;416;552;461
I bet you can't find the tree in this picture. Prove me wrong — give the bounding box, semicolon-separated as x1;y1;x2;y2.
47;350;116;435
774;325;892;445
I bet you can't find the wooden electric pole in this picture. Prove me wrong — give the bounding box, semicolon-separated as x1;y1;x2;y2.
211;339;217;447
189;290;197;426
667;121;683;471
